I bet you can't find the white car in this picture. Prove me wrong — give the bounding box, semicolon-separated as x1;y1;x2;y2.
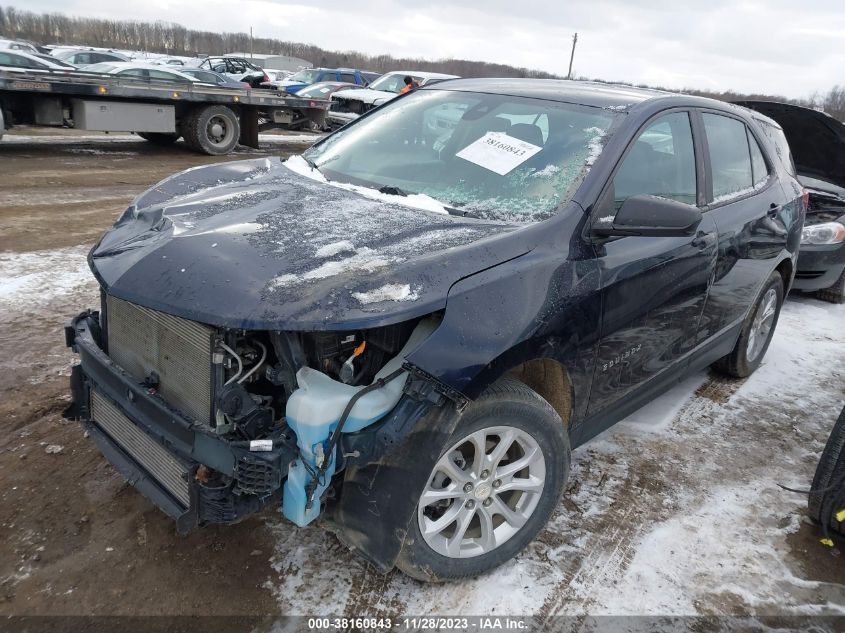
52;48;130;67
0;39;38;54
0;49;77;72
83;62;204;84
328;70;459;127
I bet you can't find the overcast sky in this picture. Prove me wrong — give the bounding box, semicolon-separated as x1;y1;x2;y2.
22;0;845;99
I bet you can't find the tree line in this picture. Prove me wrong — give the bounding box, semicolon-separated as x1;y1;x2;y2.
0;5;557;79
1;4;842;119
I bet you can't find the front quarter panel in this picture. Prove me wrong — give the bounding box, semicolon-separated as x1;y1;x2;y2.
406;206;601;423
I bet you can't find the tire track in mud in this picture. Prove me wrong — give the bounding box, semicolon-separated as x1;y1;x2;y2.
534;371;742;625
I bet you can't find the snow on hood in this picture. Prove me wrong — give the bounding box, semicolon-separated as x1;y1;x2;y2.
332;88;397;105
90;157;527;330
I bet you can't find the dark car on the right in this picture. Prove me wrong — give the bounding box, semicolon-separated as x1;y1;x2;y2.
736;101;845;303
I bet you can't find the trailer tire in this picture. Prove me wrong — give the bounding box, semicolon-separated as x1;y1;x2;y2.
184;105;240;155
137;132;180;146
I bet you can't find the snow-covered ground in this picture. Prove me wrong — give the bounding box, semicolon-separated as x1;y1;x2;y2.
2;244;843;617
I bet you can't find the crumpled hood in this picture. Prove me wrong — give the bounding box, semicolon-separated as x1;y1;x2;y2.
332;88;397;105
90;157;527;330
734;100;845;191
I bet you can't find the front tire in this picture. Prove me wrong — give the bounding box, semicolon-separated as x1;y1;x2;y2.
713;271;784;378
396;379;569;582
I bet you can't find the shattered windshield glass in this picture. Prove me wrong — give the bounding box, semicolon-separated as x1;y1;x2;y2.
304;90;619;223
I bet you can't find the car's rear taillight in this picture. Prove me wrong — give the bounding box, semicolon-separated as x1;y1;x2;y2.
802;189;810;211
309;100;317;107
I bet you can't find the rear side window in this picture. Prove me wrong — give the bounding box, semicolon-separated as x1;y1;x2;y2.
611;111;697;210
748;130;769;187
702;113;753;202
340;73;357;83
755;119;797;176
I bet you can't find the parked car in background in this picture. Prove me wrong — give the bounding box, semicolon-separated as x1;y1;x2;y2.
328;70;459;128
264;68;294;82
272;67;379;93
0;38;38;54
83;62;201;84
735;101;845;303
52;48;130;67
294;81;359;99
65;79;804;581
181;68;250;90
194;57;267;87
0;50;77;72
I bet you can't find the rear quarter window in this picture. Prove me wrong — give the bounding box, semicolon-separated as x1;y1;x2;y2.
754;118;797;177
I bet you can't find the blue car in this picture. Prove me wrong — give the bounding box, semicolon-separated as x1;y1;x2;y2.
272;67;379;93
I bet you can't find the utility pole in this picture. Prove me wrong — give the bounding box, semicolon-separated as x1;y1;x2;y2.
567;32;578;80
250;26;254;60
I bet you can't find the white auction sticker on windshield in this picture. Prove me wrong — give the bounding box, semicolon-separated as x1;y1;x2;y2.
455;131;543;175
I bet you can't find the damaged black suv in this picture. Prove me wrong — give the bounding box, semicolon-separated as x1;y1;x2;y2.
65;79;803;581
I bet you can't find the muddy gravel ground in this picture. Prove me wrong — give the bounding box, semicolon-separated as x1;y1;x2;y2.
0;130;844;624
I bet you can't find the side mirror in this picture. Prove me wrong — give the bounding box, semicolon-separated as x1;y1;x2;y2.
592;194;702;238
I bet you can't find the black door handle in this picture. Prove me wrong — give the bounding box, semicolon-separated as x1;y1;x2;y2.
767;203;779;218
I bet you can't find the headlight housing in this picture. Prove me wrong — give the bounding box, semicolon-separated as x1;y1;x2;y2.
801;221;845;245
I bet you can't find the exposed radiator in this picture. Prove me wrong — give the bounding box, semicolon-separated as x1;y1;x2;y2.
105;295;215;424
90;390;191;507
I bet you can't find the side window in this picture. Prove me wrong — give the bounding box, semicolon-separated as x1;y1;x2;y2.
148;70;179;81
702;113;753;202
76;53;92;65
340;73;357;83
229;60;246;73
0;53;12;66
118;69;147;79
748;130;769;187
610;111;697;210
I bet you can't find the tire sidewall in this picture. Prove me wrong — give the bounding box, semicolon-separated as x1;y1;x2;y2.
398;383;569;581
194;106;240;155
738;273;784;375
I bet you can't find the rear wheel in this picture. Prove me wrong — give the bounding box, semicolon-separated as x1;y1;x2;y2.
137;132;180;146
396;379;569;582
816;269;845;304
182;105;240;155
713;271;783;378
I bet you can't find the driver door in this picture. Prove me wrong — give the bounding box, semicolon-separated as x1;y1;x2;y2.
586;110;717;417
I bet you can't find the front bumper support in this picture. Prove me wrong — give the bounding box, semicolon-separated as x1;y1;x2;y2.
65;311;295;531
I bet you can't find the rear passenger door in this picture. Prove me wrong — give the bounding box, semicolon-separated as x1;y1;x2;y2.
587;110;717;416
694;110;789;341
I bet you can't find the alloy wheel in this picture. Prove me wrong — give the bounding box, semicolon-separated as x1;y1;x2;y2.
747;287;777;362
417;425;546;558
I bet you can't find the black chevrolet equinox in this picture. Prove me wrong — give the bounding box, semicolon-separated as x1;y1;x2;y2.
65;79;804;581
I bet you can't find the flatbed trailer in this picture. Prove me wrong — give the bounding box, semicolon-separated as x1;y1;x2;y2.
0;69;329;155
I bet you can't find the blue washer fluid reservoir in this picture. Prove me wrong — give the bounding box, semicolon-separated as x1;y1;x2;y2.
282;318;438;526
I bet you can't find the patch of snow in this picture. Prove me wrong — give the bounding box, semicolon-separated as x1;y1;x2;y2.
0;246;96;309
583;126;607;166
314;240;355;258
532;164;561;178
44;445;63;454
352;283;419;305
